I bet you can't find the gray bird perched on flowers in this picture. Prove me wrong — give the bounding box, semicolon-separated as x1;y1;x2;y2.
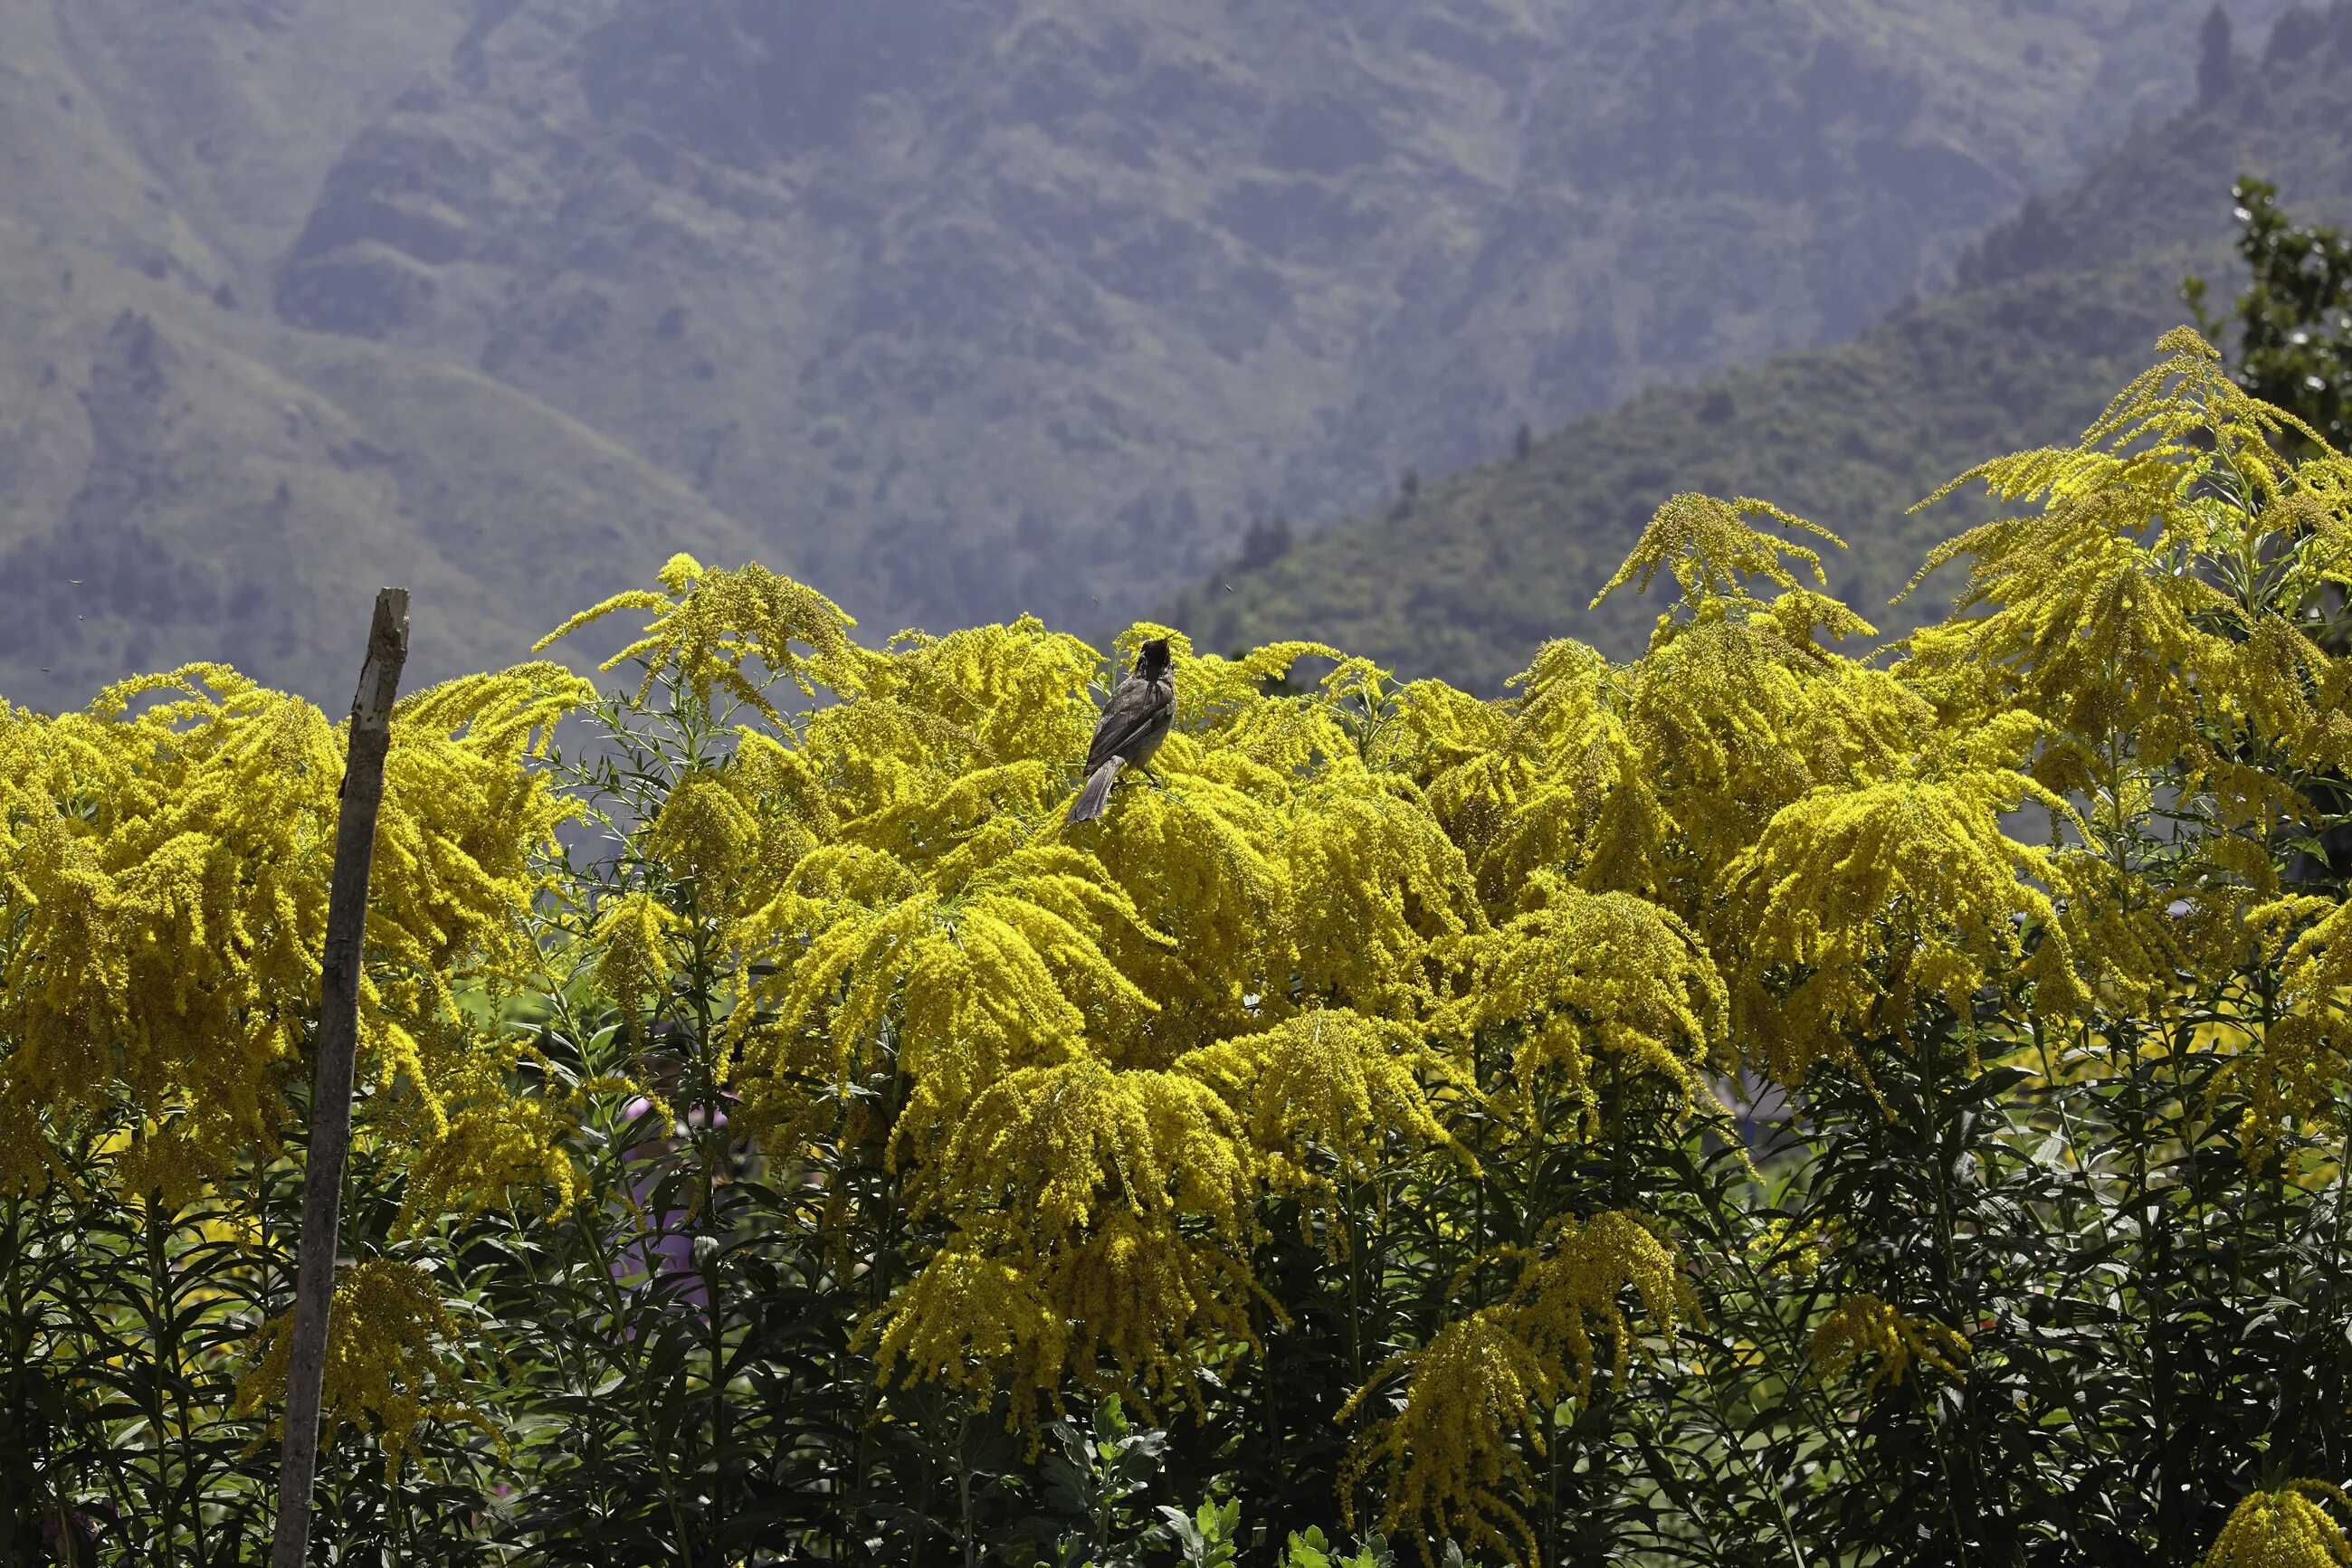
1068;637;1175;823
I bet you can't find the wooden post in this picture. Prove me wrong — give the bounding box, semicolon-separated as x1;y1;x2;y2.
271;588;409;1568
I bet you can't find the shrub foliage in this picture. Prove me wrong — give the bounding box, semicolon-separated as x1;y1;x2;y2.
4;330;2351;1566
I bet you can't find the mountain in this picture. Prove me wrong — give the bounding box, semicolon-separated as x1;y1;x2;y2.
1167;5;2352;693
0;216;771;707
0;1;769;708
0;0;2291;708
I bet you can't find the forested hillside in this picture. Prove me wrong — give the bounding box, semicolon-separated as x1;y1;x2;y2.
1171;4;2352;692
0;0;2290;708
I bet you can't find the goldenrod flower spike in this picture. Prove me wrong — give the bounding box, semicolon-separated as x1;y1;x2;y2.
236;1259;491;1479
1592;491;1844;610
2204;1481;2352;1568
1723;769;2082;1085
1177;1009;1454;1208
1900;328;2337;832
533;555;869;718
1442;879;1728;1133
1340;1212;1690;1566
874;1060;1263;1423
1809;1294;1970;1398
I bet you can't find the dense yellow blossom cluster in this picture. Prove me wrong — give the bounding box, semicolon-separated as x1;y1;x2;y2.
0;660;589;1205
1338;1212;1691;1565
1807;1293;1971;1397
236;1259;485;1477
2204;1481;2352;1568
520;330;2349;1561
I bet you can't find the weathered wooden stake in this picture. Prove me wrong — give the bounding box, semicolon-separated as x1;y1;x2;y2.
271;588;409;1568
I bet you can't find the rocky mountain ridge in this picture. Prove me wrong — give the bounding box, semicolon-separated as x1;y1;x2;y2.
1169;5;2352;690
0;0;2293;706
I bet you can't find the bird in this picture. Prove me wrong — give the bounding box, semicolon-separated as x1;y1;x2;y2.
1068;637;1175;824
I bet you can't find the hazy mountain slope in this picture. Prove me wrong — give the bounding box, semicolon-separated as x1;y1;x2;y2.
0;0;770;712
1165;261;2188;691
0;0;472;295
1168;10;2352;693
1960;4;2352;287
257;0;2277;639
1319;0;2294;494
0;0;2295;709
0;221;769;713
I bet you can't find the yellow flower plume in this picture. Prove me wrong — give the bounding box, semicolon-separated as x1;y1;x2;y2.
2204;1481;2352;1568
236;1259;490;1478
1808;1293;1969;1398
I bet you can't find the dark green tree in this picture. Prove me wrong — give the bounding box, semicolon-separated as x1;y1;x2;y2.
2183;176;2352;453
1235;515;1293;572
2183;176;2352;878
2197;4;2233;108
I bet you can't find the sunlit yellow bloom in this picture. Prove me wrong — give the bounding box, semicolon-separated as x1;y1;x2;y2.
1343;1306;1557;1567
236;1259;490;1478
591;889;685;1025
1442;878;1727;1132
0;660;589;1209
1900;328;2324;829
1593;490;1844;609
2203;1480;2352;1568
1342;1212;1688;1566
1725;770;2081;1085
879;1059;1262;1420
1284;772;1483;1018
1809;1293;1969;1397
534;551;869;719
1177;1009;1453;1202
2217;894;2352;1158
1448;639;1671;907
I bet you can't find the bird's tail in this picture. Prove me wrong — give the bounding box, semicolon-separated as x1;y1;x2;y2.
1067;757;1125;823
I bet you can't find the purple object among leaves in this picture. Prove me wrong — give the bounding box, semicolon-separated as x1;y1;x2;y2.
613;1095;731;1315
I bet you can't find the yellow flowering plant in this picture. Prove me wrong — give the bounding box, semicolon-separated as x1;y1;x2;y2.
6;328;2350;1565
435;530;1765;1563
2204;1481;2352;1568
235;1258;491;1478
0;655;624;1552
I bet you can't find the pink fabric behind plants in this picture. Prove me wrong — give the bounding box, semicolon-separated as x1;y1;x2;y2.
612;1096;730;1315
